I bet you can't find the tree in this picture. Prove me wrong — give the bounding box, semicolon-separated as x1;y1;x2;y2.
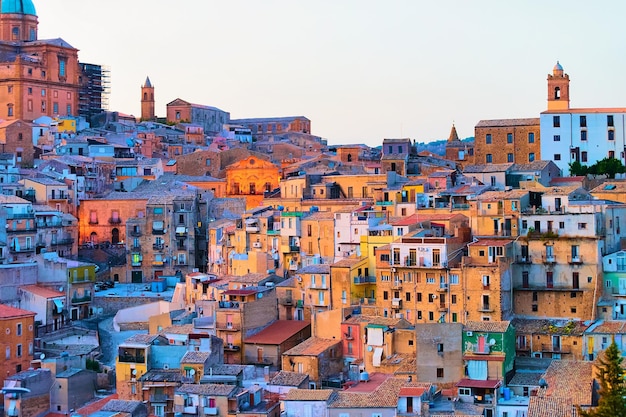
578;341;626;417
589;157;626;179
569;160;588;177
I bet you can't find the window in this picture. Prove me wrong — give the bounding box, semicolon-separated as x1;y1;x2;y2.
609;130;615;141
452;312;458;322
417;293;422;302
5;346;9;359
53;102;58;113
581;151;588;162
553;134;560;141
59;58;66;77
16;344;22;357
452;294;457;304
383;291;388;300
581;130;587;141
507;133;513;143
41;89;46;96
417;311;422;320
528;132;535;143
66;104;71;115
528;152;535;162
437;343;444;353
7;104;13;117
532;304;538;312
608;115;614;127
406;292;411;301
486;134;492;144
437;368;444;378
459;388;471;396
16;323;22;336
507;153;513;162
553;116;560;127
486;154;493;163
580;115;587;127
429;311;434;321
578;223;587;230
609;150;615;159
554;154;561;161
449;274;459;284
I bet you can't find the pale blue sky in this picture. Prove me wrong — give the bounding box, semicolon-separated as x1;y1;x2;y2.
36;1;626;147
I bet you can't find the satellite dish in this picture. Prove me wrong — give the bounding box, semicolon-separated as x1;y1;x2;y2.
131;369;137;376
40;353;45;360
367;346;373;352
189;369;196;376
489;339;496;345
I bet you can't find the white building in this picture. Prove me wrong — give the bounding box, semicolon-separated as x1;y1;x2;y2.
540;62;626;175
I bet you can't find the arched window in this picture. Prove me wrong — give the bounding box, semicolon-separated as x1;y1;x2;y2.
347;154;352;162
554;87;561;100
12;27;19;40
143;92;147;100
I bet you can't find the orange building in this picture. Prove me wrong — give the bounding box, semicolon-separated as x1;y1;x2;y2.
474;118;541;165
0;304;35;378
225;156;280;209
0;1;80;121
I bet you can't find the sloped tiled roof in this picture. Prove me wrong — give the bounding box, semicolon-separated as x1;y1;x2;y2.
284;389;336;401
269;371;309;387
176;383;238;396
464;321;510;333
180;351;211;364
282;337;339;356
244;320;310;345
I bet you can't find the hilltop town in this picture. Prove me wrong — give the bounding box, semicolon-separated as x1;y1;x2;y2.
2;2;626;417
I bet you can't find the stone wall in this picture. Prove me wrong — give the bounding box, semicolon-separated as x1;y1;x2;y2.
91;295;163;316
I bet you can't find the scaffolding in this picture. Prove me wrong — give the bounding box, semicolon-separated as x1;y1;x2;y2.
78;62;111;121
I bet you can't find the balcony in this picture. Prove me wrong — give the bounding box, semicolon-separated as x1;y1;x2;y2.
153;243;164;251
131;244;142;251
7;212;35;220
478;305;494;312
224;344;240;352
375;200;394;206
245;226;260;233
152;228;165;235
118;354;145;364
278;297;293;306
542;255;556;265
88;219;99;225
516;344;530;352
568;255;583;265
289;245;300;252
174;405;197;414
130;229;142;237
175;227;188;236
217;320;240;331
149;394;173;403
541;344;571;354
10;245;34;253
515;255;532;264
218;301;241;309
72;293;92;304
438;304;448;312
8;224;37;233
108;217;122;224
392;298;402;307
469;344;490;355
204;407;218;416
51;238;75;246
354;275;377;284
392;281;403;289
37;220;62;228
48;193;69;201
437;284;448;292
152;260;164;266
131;258;142;267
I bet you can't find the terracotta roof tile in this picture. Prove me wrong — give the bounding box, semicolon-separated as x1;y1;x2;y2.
284;389;336;401
269;371;309;387
0;304;35;319
19;285;65;299
180;351;211;364
244;320;310;345
176;383;238;397
464;321;511;333
282;337;340;356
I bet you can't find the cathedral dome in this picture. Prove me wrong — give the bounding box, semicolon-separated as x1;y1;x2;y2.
553;61;563;71
1;0;37;16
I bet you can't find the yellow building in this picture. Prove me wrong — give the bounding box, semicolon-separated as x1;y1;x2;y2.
300;211;335;264
470;190;530;237
116;334;168;400
331;257;372;307
56;117;77;134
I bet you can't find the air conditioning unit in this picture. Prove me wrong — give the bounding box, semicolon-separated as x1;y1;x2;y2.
391;268;396;272
431;294;438;300
252;242;262;248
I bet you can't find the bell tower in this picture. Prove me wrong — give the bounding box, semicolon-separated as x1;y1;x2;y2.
141;76;155;121
547;61;570;111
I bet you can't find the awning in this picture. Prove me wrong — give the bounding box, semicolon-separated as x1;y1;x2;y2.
455;378;501;389
245;218;258;225
175;226;187;234
53;299;64;314
372;347;383;367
